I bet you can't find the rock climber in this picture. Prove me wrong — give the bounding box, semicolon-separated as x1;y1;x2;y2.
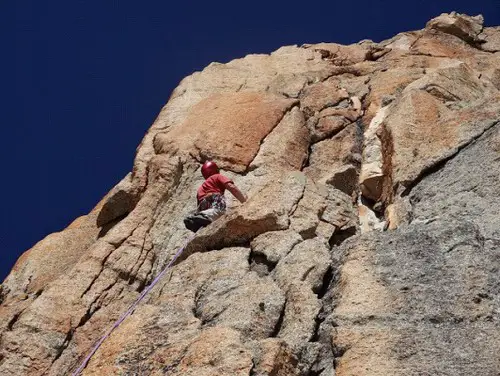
184;160;247;232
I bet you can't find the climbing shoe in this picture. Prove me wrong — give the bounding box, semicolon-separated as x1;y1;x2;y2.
183;212;212;232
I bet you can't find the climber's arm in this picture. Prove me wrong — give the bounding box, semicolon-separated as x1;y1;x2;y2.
225;182;247;203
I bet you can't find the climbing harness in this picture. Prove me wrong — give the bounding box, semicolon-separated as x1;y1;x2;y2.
198;193;226;212
71;234;195;375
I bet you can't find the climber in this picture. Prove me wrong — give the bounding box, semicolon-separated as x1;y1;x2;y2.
184;160;247;232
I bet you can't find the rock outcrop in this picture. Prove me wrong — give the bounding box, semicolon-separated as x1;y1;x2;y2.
1;12;499;376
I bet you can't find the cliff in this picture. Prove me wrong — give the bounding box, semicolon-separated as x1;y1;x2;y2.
1;12;499;376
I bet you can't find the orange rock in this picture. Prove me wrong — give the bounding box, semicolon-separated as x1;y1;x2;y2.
154;92;297;172
304;124;359;185
300;79;349;116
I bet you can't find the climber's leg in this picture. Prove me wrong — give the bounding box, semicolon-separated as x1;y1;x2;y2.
183;194;227;232
198;207;224;221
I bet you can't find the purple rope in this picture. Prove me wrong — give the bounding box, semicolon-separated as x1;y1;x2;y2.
71;235;194;376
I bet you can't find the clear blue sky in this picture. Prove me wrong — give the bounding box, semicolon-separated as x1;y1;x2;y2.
1;1;499;281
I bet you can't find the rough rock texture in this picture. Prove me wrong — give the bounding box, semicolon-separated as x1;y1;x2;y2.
1;12;499;376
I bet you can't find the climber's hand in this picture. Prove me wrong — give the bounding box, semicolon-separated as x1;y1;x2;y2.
226;182;247;203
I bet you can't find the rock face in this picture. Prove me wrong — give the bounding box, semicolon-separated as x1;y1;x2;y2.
1;12;499;376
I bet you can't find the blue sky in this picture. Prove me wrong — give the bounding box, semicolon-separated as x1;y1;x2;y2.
1;1;499;281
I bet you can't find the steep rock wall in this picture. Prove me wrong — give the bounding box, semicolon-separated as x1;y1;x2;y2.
1;12;499;376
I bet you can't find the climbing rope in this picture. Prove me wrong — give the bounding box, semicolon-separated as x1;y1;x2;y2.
71;234;194;375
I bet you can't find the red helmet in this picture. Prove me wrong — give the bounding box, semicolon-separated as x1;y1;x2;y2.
201;161;219;179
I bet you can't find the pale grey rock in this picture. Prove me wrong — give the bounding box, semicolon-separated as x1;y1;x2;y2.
195;268;285;340
426;12;484;44
278;283;321;351
324;218;500;375
290;179;327;238
479;26;500;52
251;230;303;265
409;122;500;240
273;238;330;293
